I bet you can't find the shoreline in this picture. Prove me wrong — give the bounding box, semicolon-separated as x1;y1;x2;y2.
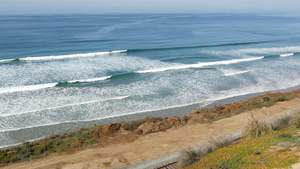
2;88;300;169
2;84;300;149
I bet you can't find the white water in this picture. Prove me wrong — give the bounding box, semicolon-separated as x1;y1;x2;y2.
0;50;127;63
0;76;112;94
280;53;294;57
137;57;264;73
223;70;250;76
68;76;112;83
0;83;57;94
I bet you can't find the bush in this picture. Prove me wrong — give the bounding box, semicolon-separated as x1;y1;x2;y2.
270;114;292;131
289;109;300;129
209;135;234;149
244;113;273;139
180;145;214;167
277;96;286;102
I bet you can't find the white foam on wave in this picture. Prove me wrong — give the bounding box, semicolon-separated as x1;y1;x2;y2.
224;70;250;76
68;76;112;83
280;53;294;57
0;95;129;118
0;76;112;95
19;50;127;61
0;83;57;94
0;59;15;63
137;57;264;73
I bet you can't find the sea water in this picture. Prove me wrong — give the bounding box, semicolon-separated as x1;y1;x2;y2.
1;13;300;148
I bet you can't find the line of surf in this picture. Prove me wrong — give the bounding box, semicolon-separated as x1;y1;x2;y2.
136;57;264;74
280;53;294;57
0;76;111;94
224;70;250;76
0;59;16;63
67;76;112;83
0;50;127;63
0;83;57;95
0;95;129;118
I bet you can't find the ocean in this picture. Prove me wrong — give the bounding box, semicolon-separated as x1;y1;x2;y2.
1;13;300;149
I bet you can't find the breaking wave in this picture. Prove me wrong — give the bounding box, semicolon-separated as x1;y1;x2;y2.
280;53;294;57
224;70;250;76
0;76;112;94
0;83;57;94
136;57;264;74
0;50;127;63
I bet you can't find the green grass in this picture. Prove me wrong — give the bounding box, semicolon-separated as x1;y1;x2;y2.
186;129;299;169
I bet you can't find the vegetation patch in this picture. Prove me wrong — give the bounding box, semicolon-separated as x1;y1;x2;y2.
244;113;273;140
192;91;296;121
185;129;299;169
0;128;98;165
120;116;163;131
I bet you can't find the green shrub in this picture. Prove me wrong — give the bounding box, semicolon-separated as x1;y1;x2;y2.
277;96;286;102
244;113;273;139
263;96;270;102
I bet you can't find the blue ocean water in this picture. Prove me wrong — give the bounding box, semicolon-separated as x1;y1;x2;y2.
1;13;300;148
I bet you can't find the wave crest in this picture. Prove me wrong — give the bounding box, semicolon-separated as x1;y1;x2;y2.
137;57;263;74
0;50;127;63
280;53;294;57
0;76;112;94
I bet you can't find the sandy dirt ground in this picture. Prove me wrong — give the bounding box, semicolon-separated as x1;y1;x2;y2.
2;99;300;169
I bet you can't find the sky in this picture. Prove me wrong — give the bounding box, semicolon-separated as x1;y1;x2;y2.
1;0;300;15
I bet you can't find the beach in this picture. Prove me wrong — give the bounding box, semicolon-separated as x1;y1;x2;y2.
2;89;300;169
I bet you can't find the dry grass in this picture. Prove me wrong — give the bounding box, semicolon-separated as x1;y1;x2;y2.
209;135;234;149
244;113;273;139
289;108;300;129
270;114;292;131
180;145;214;167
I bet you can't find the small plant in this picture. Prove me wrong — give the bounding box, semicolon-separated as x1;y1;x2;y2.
277;96;286;102
180;145;214;167
293;138;300;147
244;113;273;139
263;96;270;102
270;114;292;131
289;109;300;129
209;135;234;149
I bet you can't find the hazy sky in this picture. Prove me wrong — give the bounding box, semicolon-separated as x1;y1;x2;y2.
1;0;299;14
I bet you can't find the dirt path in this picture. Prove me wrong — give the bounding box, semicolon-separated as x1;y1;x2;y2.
3;99;300;169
